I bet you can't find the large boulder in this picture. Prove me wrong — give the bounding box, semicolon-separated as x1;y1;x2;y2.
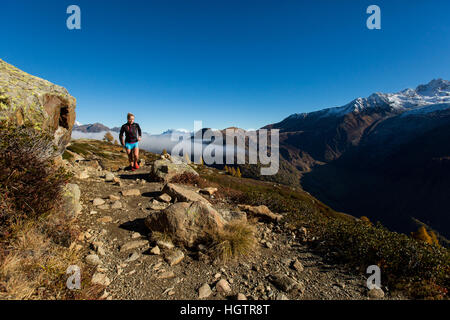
150;159;198;182
161;183;210;205
0;59;76;154
145;201;226;247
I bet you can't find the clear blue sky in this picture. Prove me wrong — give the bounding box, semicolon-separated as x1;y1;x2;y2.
1;0;450;133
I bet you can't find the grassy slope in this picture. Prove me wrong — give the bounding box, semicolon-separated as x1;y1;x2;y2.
65;140;450;299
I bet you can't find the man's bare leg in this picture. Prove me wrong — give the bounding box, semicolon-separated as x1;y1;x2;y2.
134;147;140;168
126;148;134;168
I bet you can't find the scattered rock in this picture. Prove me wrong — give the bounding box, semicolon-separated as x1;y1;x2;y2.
150;246;161;255
131;232;141;239
97;246;106;256
105;172;115;182
120;240;149;252
152;262;163;271
97;216;113;223
91;273;111;286
161;183;210;205
292;259;304;272
77;170;90;180
368;287;385;299
149;199;170;210
99;290;110;300
98;204;110;210
216;279;232;295
238;204;282;222
157;271;176;280
109;194;120;201
156;240;174;250
86;254;102;266
150;159;199;182
158;193;172;203
165;249;185;266
126;251;141;262
93;198;105;206
236;293;247;300
111;201;122;209
200;187;218;196
276;293;289;300
270;275;303;293
198;283;212;299
121;189;141;197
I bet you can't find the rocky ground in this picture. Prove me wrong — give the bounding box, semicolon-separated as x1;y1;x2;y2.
63;140;405;300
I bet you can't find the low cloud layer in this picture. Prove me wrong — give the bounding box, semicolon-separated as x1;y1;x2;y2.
71;131;180;154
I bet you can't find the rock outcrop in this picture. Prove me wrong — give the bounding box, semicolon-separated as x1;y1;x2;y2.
0;59;76;154
145;201;226;247
150;157;199;182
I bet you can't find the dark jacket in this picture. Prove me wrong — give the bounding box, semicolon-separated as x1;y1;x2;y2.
119;123;142;144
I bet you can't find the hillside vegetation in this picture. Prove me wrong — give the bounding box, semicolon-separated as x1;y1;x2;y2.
1;134;449;300
0;124;101;299
197;164;449;299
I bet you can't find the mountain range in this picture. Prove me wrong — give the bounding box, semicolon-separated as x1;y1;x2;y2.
73;79;450;238
262;79;450;238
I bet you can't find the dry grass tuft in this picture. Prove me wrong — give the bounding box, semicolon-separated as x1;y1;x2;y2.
206;221;257;262
0;221;84;300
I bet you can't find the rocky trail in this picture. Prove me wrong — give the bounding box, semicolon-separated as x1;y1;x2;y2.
65;146;401;301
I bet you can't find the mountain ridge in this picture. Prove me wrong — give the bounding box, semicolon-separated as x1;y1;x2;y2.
259;79;450;238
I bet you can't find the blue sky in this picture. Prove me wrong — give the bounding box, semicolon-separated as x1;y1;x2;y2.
1;0;450;133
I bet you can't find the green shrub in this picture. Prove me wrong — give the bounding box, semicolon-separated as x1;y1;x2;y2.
314;218;450;299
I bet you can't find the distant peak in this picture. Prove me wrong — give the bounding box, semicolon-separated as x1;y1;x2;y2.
416;79;450;96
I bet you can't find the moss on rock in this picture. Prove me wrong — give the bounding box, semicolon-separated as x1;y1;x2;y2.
0;59;77;154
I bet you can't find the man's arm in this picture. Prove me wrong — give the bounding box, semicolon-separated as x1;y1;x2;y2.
137;124;142;141
119;125;125;145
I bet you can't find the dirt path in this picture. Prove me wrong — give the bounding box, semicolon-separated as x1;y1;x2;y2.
73;164;402;300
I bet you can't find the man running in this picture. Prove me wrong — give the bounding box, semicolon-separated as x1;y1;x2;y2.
119;113;142;171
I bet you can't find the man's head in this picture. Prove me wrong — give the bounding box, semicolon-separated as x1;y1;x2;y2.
127;113;135;124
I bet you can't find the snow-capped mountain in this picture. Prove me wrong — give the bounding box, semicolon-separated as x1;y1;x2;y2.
287;79;450;119
262;79;450;238
160;128;192;136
